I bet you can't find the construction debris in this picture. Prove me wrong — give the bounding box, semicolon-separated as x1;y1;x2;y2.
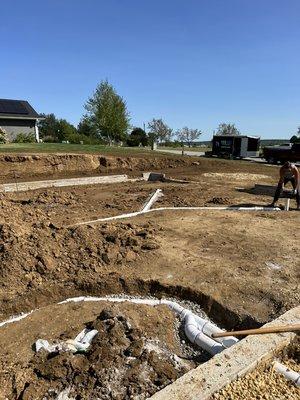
35;328;98;353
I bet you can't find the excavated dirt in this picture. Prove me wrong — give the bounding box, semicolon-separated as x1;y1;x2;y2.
0;301;197;400
0;153;193;183
0;154;299;399
0;152;280;183
212;336;300;400
0;158;299;322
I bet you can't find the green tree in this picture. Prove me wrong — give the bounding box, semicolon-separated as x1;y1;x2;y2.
127;127;148;147
57;119;77;141
176;127;202;147
38;113;78;142
147;118;172;143
84;80;130;144
215;123;240;136
38;113;60;140
77;115;98;137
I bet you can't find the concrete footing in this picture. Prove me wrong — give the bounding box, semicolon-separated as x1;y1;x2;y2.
0;174;134;192
143;172;166;182
143;171;191;184
150;305;299;400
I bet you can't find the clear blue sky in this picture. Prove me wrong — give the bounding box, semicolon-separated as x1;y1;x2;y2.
1;0;299;140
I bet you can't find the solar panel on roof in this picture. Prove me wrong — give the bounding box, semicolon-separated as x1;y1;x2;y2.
0;100;29;114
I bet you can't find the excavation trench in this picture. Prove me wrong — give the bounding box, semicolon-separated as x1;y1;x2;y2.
1;279;296;400
0;276;253;400
0;275;259;330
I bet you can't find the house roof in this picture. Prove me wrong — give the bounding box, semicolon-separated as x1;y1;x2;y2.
0;99;41;119
213;134;260;139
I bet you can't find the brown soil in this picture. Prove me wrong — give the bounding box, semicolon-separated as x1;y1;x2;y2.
0;153;192;183
0;301;193;400
0;153;299;399
0;152;278;183
212;336;300;400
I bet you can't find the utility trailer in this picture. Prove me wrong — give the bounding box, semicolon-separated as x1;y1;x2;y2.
211;135;260;159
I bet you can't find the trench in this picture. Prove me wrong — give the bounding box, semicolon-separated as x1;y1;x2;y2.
0;275;260;331
0;275;249;400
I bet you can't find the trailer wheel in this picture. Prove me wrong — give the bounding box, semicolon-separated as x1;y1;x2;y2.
266;157;277;164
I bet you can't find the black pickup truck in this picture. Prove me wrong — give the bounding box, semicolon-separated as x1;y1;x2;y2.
263;143;300;164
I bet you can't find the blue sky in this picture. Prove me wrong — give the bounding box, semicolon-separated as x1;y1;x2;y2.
1;0;299;140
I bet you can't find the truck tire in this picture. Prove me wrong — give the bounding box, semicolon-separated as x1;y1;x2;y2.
267;157;277;164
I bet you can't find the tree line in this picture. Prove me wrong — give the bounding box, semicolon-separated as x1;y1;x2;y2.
37;80;300;146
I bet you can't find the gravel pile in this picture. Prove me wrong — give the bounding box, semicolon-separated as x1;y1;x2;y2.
212;337;300;400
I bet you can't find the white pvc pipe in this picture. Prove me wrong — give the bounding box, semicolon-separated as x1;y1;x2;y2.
284;198;290;211
0;310;34;327
273;361;300;386
184;314;224;355
193;315;238;348
72;205;280;226
0;295;238;357
194;332;224;356
141;189;164;212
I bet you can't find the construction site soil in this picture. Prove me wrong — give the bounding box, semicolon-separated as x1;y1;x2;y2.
0;153;299;399
1;301;199;399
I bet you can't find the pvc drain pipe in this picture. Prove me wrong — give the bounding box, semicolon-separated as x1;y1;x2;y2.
273;361;300;386
193;315;239;348
185;314;224;355
141;189;164;212
59;297;235;356
0;295;237;356
161;300;238;351
72;205;280;226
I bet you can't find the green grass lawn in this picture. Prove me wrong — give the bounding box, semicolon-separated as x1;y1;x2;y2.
0;143;158;157
0;143;188;157
158;146;211;152
0;143;213;159
0;143;211;157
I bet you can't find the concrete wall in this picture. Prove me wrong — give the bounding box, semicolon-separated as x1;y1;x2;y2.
0;118;36;141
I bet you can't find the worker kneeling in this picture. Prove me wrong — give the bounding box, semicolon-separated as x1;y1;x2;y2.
271;161;300;210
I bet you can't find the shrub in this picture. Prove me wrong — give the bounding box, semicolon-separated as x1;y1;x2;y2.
42;135;60;143
0;127;8;143
126;128;148;147
13;133;35;143
65;132;105;145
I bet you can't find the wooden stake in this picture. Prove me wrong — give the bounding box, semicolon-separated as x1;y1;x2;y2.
212;324;300;338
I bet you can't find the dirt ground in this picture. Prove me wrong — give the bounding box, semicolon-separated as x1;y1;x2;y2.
0;153;299;399
0;301;198;400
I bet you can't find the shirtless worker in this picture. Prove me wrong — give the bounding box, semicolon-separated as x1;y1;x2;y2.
270;161;300;209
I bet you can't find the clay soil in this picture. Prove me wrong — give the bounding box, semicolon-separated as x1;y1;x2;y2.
0;153;299;399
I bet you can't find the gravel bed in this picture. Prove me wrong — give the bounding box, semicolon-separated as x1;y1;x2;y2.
212;337;300;400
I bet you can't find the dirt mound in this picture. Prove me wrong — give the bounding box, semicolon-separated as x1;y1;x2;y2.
0;153;191;182
206;197;231;205
0;217;160;317
14;303;191;400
